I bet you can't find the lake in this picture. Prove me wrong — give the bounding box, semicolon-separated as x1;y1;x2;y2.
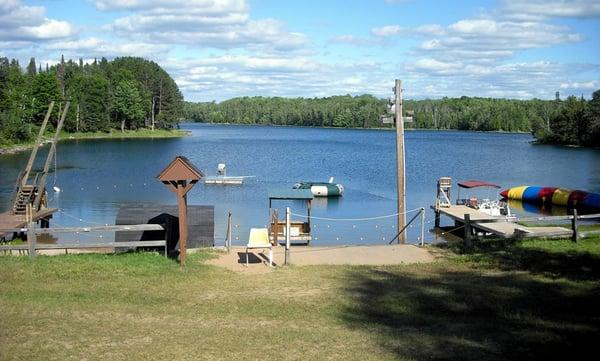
1;123;599;245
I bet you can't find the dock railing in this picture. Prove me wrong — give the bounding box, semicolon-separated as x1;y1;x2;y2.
0;223;168;258
463;210;600;244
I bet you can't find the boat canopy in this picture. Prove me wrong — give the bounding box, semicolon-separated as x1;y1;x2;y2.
268;188;314;201
458;180;501;189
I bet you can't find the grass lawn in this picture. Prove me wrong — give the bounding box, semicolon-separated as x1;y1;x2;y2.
1;238;599;360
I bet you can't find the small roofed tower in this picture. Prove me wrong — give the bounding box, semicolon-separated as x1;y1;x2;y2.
157;156;204;265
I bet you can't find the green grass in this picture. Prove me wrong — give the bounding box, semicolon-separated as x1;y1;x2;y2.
58;128;188;140
1;239;599;361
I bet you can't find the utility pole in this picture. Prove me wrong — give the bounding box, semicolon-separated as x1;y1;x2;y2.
395;79;406;243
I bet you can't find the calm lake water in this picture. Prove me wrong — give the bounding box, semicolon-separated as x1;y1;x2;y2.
1;123;599;245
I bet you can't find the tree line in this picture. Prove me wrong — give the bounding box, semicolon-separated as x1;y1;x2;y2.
185;91;600;147
0;56;183;146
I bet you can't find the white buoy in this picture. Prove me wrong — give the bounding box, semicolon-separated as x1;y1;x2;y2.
53;186;61;193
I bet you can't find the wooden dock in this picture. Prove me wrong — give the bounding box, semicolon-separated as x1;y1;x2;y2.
433;205;571;239
0;208;57;233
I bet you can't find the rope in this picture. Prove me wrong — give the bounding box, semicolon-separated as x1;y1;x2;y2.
439;224;464;236
57;209;109;226
290;207;423;222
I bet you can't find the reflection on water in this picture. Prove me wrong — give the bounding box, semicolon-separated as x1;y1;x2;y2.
507;199;570;216
1;123;599;245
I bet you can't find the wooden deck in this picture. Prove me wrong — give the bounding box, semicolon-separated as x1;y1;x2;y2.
0;208;57;233
433;205;571;238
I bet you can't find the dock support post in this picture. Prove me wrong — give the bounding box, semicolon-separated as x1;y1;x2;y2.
27;222;36;259
571;209;578;243
285;207;291;265
464;214;472;248
434;210;440;228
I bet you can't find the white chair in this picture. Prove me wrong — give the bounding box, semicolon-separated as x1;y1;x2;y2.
246;228;273;267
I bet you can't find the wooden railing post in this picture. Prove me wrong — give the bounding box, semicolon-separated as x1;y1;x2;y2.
464;214;472;248
27;221;36;259
285;207;291;265
571;209;578;243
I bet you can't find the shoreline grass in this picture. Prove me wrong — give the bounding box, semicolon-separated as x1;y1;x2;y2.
0;128;188;155
1;236;599;360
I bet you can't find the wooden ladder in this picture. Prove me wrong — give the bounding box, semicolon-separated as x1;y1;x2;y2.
11;101;70;216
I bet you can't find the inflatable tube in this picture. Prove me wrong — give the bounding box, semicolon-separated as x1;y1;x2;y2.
293;182;344;197
522;186;542;203
552;188;571;207
500;186;600;212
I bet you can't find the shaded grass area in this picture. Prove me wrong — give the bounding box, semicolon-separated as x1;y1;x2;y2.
1;239;599;361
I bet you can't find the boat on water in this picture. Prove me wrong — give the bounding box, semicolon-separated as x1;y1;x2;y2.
204;163;253;185
456;180;512;217
500;186;600;212
293;177;344;197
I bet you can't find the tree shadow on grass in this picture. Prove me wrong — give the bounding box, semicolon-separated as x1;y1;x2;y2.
340;261;600;360
443;238;600;281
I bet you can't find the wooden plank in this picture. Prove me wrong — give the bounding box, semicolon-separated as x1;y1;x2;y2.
115;204;214;248
36;224;164;234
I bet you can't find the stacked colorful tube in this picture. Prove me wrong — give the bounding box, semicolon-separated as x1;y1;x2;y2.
500;186;600;212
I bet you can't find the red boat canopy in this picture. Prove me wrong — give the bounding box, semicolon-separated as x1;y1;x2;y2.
458;180;501;189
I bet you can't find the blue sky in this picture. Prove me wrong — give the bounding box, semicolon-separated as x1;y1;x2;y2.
1;0;599;101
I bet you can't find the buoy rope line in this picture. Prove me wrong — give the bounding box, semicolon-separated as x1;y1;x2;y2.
290;207;423;222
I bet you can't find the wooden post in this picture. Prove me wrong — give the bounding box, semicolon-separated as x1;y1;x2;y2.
176;181;188;265
21;101;54;188
156;156;203;266
33;102;70;211
434;210;440;228
28;221;36;259
571;209;578;243
464;214;472;248
395;79;406;243
285;207;291;265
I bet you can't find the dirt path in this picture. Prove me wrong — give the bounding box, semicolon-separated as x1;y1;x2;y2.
207;244;438;274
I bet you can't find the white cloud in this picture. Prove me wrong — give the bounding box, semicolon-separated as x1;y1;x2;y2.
93;0;248;13
371;25;403;37
44;38;169;58
164;56;392;101
503;0;600;20
100;0;308;51
560;80;599;89
0;0;76;41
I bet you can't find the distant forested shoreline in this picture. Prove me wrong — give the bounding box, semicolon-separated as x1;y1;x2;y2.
0;56;183;147
185;90;600;147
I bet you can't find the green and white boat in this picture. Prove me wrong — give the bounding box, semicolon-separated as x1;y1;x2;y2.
293;177;344;197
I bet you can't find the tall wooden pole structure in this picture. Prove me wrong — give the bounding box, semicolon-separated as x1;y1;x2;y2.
395;79;406;243
157;156;203;265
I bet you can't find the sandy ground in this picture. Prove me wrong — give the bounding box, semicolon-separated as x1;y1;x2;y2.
207;244;438;274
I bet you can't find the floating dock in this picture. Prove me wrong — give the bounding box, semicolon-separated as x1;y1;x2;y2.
433;205;571;239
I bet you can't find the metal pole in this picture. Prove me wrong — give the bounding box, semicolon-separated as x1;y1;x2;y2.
420;207;425;247
395;79;406;244
226;211;232;252
285;207;291;265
